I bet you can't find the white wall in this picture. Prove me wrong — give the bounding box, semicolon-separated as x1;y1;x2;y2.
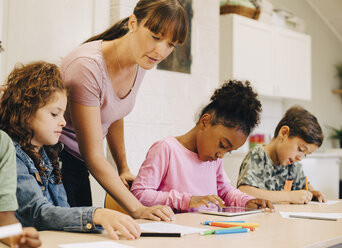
0;0;109;82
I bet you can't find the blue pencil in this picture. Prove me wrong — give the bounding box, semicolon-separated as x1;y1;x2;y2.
215;228;249;235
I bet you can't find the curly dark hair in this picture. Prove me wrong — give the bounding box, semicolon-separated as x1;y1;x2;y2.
197;80;262;135
274;105;323;147
0;61;66;183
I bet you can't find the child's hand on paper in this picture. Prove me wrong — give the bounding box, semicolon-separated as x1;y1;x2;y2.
189;195;225;208
246;199;274;212
11;227;41;248
310;190;326;203
289;190;313;204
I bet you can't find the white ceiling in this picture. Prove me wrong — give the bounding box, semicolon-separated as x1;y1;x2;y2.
307;0;342;43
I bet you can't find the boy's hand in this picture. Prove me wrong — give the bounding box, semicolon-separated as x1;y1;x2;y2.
189;195;225;208
11;227;41;248
246;199;274;211
310;190;326;203
289;190;313;204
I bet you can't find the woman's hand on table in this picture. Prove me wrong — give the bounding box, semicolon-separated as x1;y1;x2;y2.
131;205;175;222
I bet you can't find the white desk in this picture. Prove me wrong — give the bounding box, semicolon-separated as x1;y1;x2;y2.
2;202;342;248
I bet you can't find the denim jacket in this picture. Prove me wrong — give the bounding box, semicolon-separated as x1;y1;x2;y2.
14;141;98;232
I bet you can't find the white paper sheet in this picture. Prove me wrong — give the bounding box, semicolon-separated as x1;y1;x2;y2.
280;211;342;219
0;223;22;239
59;241;133;248
139;222;208;235
308;200;340;205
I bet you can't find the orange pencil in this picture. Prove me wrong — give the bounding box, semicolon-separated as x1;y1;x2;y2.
305;177;308;190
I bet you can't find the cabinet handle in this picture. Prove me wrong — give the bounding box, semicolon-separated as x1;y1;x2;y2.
0;41;4;53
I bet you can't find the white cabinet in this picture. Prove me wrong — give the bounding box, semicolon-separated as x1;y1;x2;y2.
275;28;311;99
220;14;311;100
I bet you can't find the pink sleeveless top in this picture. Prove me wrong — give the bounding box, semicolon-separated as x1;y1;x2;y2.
59;40;146;161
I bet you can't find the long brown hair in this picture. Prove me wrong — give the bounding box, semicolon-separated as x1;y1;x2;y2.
85;0;188;44
0;61;66;183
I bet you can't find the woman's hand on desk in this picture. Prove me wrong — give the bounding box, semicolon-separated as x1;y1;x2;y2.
310;190;326;203
288;190;313;204
131;205;175;222
93;208;140;240
246;199;274;212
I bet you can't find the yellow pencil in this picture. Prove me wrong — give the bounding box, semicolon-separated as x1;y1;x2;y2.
305;177;308;190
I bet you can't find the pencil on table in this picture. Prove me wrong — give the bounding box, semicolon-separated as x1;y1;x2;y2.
305;177;308;190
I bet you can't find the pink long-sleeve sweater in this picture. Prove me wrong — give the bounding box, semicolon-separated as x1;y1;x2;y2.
131;136;254;212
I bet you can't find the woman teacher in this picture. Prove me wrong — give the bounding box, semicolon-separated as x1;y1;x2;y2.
59;0;188;222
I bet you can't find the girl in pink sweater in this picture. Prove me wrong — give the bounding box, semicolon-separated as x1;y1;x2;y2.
131;80;273;212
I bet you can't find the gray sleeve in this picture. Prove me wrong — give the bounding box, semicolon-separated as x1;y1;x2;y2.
0;131;18;211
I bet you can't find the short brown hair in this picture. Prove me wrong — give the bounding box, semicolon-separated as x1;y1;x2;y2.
274;105;323;147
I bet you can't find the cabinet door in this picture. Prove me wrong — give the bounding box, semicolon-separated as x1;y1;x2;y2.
275;28;311;100
232;16;275;96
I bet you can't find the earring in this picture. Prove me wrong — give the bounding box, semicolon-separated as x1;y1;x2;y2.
130;30;133;33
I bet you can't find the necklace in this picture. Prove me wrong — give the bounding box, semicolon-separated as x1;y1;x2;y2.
112;39;138;98
113;39;122;72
